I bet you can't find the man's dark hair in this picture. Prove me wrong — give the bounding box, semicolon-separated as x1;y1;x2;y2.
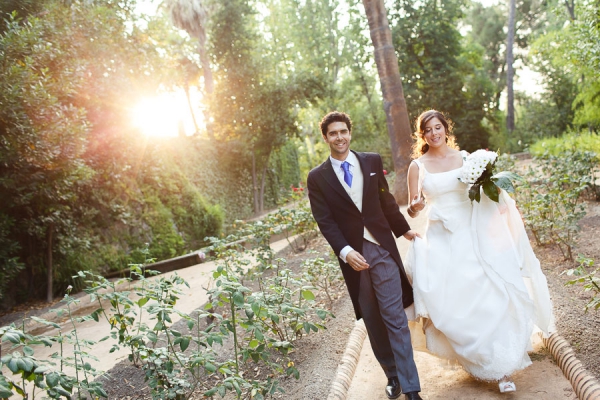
319;111;352;136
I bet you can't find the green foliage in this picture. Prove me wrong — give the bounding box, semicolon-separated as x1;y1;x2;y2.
302;257;344;309
531;1;600;130
390;0;491;151
0;1;226;306
465;1;507;111
0;0;43;26
208;0;321;214
529;131;600;160
265;141;302;208
0;288;109;399
529;133;600;200
0;214;23;303
262;199;318;253
514;150;598;260
512;91;576;151
0;3;98;305
522;45;577;140
565;255;600;312
5;205;323;399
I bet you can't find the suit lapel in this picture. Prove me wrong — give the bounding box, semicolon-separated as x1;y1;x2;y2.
355;152;372;200
319;158;355;206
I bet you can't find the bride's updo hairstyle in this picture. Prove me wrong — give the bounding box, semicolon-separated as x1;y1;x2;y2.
411;109;459;159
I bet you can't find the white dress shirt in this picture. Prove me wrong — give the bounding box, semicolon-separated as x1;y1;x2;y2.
330;152;380;263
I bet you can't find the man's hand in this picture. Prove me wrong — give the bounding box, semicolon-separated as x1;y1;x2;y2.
346;250;370;271
403;230;421;241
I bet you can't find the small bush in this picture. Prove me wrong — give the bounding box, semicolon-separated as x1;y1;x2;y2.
529;131;600;161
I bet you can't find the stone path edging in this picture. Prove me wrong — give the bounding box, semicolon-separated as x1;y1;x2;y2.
327;319;367;400
543;332;600;400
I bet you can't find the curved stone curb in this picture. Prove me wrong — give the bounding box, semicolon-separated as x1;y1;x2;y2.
327;319;367;400
543;332;600;400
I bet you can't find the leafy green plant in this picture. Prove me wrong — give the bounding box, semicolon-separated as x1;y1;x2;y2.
2;196;331;399
0;287;108;399
514;151;596;260
302;257;345;309
530;133;600;199
207;255;332;399
565;255;600;312
262;199;317;253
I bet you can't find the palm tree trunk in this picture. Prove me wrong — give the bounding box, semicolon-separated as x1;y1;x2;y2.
198;32;214;137
564;0;575;20
198;40;214;94
506;0;516;133
362;0;412;205
184;83;199;134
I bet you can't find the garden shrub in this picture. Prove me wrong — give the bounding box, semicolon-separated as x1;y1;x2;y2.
529;131;600;161
514;150;598;260
265;141;302;207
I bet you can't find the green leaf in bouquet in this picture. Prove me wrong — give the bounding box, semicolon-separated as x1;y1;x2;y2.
469;183;482;203
483;180;500;202
492;171;522;193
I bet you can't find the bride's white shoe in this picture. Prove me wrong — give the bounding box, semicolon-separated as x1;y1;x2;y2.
498;381;516;393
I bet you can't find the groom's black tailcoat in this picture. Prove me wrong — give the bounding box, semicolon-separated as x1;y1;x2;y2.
307;150;414;319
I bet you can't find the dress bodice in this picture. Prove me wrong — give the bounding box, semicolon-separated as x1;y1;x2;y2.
420;167;468;206
413;152;471;233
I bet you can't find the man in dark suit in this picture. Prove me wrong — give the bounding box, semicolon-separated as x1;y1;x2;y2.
307;111;422;400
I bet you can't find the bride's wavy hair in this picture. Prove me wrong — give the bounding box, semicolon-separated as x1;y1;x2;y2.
411;110;459;159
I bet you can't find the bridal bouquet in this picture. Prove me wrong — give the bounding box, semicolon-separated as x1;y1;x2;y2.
459;149;520;203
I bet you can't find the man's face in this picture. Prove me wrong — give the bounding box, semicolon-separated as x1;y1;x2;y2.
323;121;351;160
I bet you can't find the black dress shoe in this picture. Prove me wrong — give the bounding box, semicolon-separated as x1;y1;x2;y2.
385;377;401;399
404;391;423;400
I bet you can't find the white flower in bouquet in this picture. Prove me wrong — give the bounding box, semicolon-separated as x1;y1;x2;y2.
459;149;520;203
460;150;498;184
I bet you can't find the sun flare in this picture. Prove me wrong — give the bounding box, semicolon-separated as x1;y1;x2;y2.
132;89;204;138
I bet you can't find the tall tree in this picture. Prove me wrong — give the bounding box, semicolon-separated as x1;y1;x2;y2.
209;0;321;213
259;0;349;168
361;0;412;204
0;0;225;307
466;3;507;111
165;0;214;136
166;0;213;94
390;0;491;151
506;0;517;133
0;8;92;303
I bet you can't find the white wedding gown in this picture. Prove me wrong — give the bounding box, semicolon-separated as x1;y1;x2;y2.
405;153;555;381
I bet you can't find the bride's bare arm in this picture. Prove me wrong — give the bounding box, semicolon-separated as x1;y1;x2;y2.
407;161;425;217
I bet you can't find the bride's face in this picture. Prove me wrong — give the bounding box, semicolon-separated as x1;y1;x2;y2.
423;117;447;149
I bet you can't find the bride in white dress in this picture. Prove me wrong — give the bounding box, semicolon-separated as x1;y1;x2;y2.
404;110;555;393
